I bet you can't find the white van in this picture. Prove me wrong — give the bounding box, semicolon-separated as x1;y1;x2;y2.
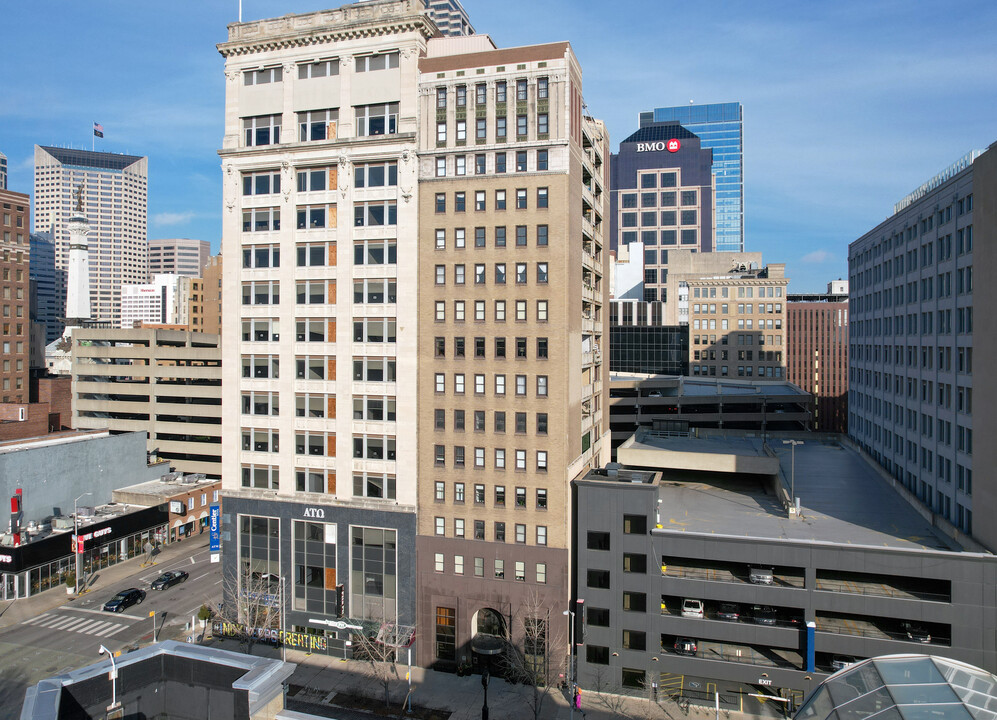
681;598;704;618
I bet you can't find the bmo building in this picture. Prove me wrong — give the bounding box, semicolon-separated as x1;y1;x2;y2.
611;122;715;303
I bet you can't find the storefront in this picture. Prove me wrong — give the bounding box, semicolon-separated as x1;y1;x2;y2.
0;504;169;600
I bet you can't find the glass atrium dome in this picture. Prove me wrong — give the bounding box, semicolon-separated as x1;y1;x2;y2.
796;655;997;720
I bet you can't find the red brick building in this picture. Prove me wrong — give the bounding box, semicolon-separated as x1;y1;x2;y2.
787;282;849;433
0;188;30;402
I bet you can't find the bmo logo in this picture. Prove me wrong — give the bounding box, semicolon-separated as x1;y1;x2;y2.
636;139;681;153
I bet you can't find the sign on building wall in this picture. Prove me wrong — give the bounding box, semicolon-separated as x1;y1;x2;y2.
209;504;221;556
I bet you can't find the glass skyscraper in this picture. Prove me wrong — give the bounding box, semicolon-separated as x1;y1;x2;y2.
639;102;743;252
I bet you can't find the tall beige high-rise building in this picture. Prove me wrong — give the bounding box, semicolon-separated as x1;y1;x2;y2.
148;238;210;278
216;0;609;672
218;0;434;651
415;39;610;669
33;146;148;326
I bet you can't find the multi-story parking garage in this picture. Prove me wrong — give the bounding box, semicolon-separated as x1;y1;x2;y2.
572;429;997;715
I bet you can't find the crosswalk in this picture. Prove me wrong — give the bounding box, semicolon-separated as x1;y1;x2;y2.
23;612;131;637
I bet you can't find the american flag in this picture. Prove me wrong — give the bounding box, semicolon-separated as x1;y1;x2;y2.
93;122;104;138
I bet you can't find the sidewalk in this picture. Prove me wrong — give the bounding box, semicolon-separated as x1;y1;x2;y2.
0;535;210;631
206;639;761;720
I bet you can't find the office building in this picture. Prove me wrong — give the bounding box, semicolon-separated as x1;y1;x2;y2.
639;102;743;252
608;375;811;454
848;144;994;547
1;188;31;402
119;273;189;328
573;431;997;712
609;300;687;375
0;150;7;190
416;37;610;672
71;327;222;477
787;281;849;433
217;1;429;654
148;237;211;278
610;121;715;301
29;231;65;344
33;146;148;326
423;0;473;36
199;254;223;334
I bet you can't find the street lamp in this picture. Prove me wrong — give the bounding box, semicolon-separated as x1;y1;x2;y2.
74;492;92;595
98;645;118;710
781;440;803;515
563;608;575;719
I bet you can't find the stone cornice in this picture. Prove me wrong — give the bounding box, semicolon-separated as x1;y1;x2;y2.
218;4;435;59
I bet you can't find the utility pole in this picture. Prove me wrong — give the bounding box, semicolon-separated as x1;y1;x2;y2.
782;439;804;514
563;608;575;719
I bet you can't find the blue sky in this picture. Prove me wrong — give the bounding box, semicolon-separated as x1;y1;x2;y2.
2;0;995;291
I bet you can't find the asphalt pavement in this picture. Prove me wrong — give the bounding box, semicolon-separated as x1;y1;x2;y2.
0;536;221;720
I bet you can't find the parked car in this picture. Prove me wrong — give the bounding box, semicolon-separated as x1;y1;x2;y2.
717;603;741;622
647;391;662;398
673;638;698;656
748;566;774;585
902;623;931;643
681;598;704;619
103;588;145;613
151;570;189;590
751;605;778;625
831;655;858;672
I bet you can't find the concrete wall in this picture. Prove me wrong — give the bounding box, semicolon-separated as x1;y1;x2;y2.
0;431;164;522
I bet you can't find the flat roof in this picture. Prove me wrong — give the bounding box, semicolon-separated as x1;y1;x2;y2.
609;374;809;397
651;440;957;552
117;475;219;497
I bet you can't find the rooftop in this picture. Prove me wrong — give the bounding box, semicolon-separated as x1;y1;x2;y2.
117;472;219;499
38;146;144;171
619;433;959;552
620;121;700;145
609;374;810;397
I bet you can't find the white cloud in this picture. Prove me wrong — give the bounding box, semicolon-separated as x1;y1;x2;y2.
801;250;834;264
152;211;195;227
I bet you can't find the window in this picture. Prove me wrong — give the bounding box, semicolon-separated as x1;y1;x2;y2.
435;553;445;572
495;375;506;395
536;526;547;546
296;205;330;229
242;207;280;232
537;187;548;208
516;263;527;283
474;484;485;504
298;58;339;79
298;109;338;141
516;226;527;246
475;154;486;174
354;239;397;265
537;263;548;283
495;152;507;173
476;83;487;104
475;191;486;211
495;486;506;505
242;245;280;269
436;87;447;109
243;114;281;146
244;66;282;85
455;192;466;212
537;113;548;135
474;447;485;468
622;591;647;612
537;451;547;472
495;189;507;209
537;376;548;396
623;553;647;573
355;102;398;136
455;228;466;248
495;263;507;284
496;300;506;321
455;84;466;106
456;121;467;144
455;374;465;393
516;78;528;101
355;52;399;72
243;170;281;196
587;531;610;551
587;569;610;589
435;157;446;177
434;302;445;321
455;264;465;284
354;201;397;226
623;514;647;534
496;81;507;103
495;449;506;468
537;76;548;98
587;646;609;665
515;524;526;543
496;117;506;138
622;630;646;651
454;519;464;538
435;517;445;535
516;189;527;209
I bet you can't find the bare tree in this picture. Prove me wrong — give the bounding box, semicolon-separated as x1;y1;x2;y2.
589;667;673;720
208;564;283;655
500;590;567;720
348;620;414;708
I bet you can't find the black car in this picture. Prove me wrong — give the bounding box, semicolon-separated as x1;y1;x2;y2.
717;603;740;622
151;570;189;590
103;588;145;613
751;605;778;626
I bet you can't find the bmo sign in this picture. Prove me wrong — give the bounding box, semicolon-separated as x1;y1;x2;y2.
636;139;681;153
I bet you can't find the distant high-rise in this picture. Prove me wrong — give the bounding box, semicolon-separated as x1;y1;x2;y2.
33;146;148;326
0;151;7;190
148;238;210;279
29;231;65;343
639;103;743;252
423;0;473;36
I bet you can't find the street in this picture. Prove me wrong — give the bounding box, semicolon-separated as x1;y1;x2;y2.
0;538;221;720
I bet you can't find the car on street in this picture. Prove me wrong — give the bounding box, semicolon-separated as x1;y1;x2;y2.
103;588;145;613
717;602;741;622
151;570;189;590
902;623;931;643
